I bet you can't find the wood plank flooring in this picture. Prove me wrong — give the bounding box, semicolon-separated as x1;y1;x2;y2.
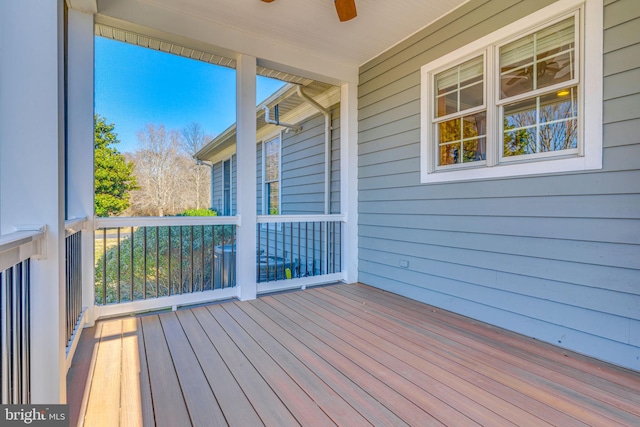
68;283;640;426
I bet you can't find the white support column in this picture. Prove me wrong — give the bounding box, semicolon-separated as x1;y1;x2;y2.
235;55;258;301
67;9;96;327
0;0;67;403
340;83;359;284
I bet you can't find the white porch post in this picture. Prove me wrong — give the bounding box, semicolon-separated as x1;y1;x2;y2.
67;9;96;327
0;0;67;403
235;54;258;301
340;83;359;284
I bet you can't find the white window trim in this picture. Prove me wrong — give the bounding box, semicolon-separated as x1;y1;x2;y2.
261;133;282;215
221;156;233;216
420;0;602;184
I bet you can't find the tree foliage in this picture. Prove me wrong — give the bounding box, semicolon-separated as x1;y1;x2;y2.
181;122;213;210
94;115;138;217
127;123;211;216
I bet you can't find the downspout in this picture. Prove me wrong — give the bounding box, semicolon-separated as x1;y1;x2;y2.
297;86;332;277
296;85;331;215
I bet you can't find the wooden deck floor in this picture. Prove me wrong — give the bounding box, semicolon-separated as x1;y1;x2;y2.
67;283;640;426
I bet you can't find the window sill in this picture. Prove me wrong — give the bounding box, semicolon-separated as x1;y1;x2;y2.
420;154;602;184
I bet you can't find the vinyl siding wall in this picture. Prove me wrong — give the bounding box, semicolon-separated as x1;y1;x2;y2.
281;108;341;215
257;107;341;215
211;154;236;215
357;0;640;371
257;108;342;278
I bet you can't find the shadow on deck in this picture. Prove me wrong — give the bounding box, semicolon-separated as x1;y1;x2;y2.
67;283;640;426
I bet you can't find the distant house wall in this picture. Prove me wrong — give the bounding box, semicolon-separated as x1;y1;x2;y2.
357;0;640;371
212;161;222;212
213;105;341;217
280;107;341;215
211;154;236;215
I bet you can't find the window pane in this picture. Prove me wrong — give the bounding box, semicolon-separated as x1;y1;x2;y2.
265;138;279;182
539;87;577;123
439;143;460;165
438;118;461;144
539;88;578;152
435;56;483;117
463;112;486;139
537;18;575;90
500;34;534;98
267;182;279;215
463;138;486;163
504;97;537;129
501;18;575;99
436;92;458;117
437;113;486;166
460;82;483;111
503;86;578;157
504;128;537;157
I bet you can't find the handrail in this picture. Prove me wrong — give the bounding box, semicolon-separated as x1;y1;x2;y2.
95;215;241;229
0;228;46;257
257;214;346;224
65;216;88;236
0;227;46;272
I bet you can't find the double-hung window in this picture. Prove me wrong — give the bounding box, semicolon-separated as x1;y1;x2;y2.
222;157;232;216
421;0;602;183
263;135;280;215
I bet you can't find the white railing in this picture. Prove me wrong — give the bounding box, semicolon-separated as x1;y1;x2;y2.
256;214;346;294
0;227;45;404
94;216;239;318
65;217;87;362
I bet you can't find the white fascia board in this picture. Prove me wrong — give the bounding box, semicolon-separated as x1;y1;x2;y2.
95;0;358;84
257;86;341;142
202;86;341;160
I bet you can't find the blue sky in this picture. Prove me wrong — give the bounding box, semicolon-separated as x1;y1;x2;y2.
95;37;285;153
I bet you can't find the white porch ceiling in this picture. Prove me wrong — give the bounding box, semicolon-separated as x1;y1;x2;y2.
92;0;469;84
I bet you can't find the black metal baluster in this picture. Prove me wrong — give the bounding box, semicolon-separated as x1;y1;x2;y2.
200;225;204;292
257;223;261;283
211;225;216;290
130;227;134;301
116;228;121;304
221;225;226;288
266;223;270;282
102;228;107;305
190;226;194;293
168;227;172;296
155;226;159;298
289;222;293;279
179;226;183;294
143;227;147;299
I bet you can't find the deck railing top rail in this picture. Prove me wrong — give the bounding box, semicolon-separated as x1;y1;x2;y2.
65;216;88;237
0;228;45;272
257;214;346;224
95;216;241;229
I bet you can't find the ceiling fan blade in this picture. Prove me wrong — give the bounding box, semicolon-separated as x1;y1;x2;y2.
261;0;275;2
335;0;357;22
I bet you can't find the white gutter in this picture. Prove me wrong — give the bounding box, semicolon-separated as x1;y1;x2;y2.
296;85;332;215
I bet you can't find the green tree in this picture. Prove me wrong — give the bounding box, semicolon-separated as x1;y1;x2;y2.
94;115;138;216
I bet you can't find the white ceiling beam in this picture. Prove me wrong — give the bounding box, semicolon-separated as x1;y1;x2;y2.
95;0;358;85
67;0;97;14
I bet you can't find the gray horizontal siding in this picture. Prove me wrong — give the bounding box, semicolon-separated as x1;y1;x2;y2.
212;161;222;213
257;143;263;215
280;107;340;215
231;154;237;215
357;0;640;371
212;155;236;216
